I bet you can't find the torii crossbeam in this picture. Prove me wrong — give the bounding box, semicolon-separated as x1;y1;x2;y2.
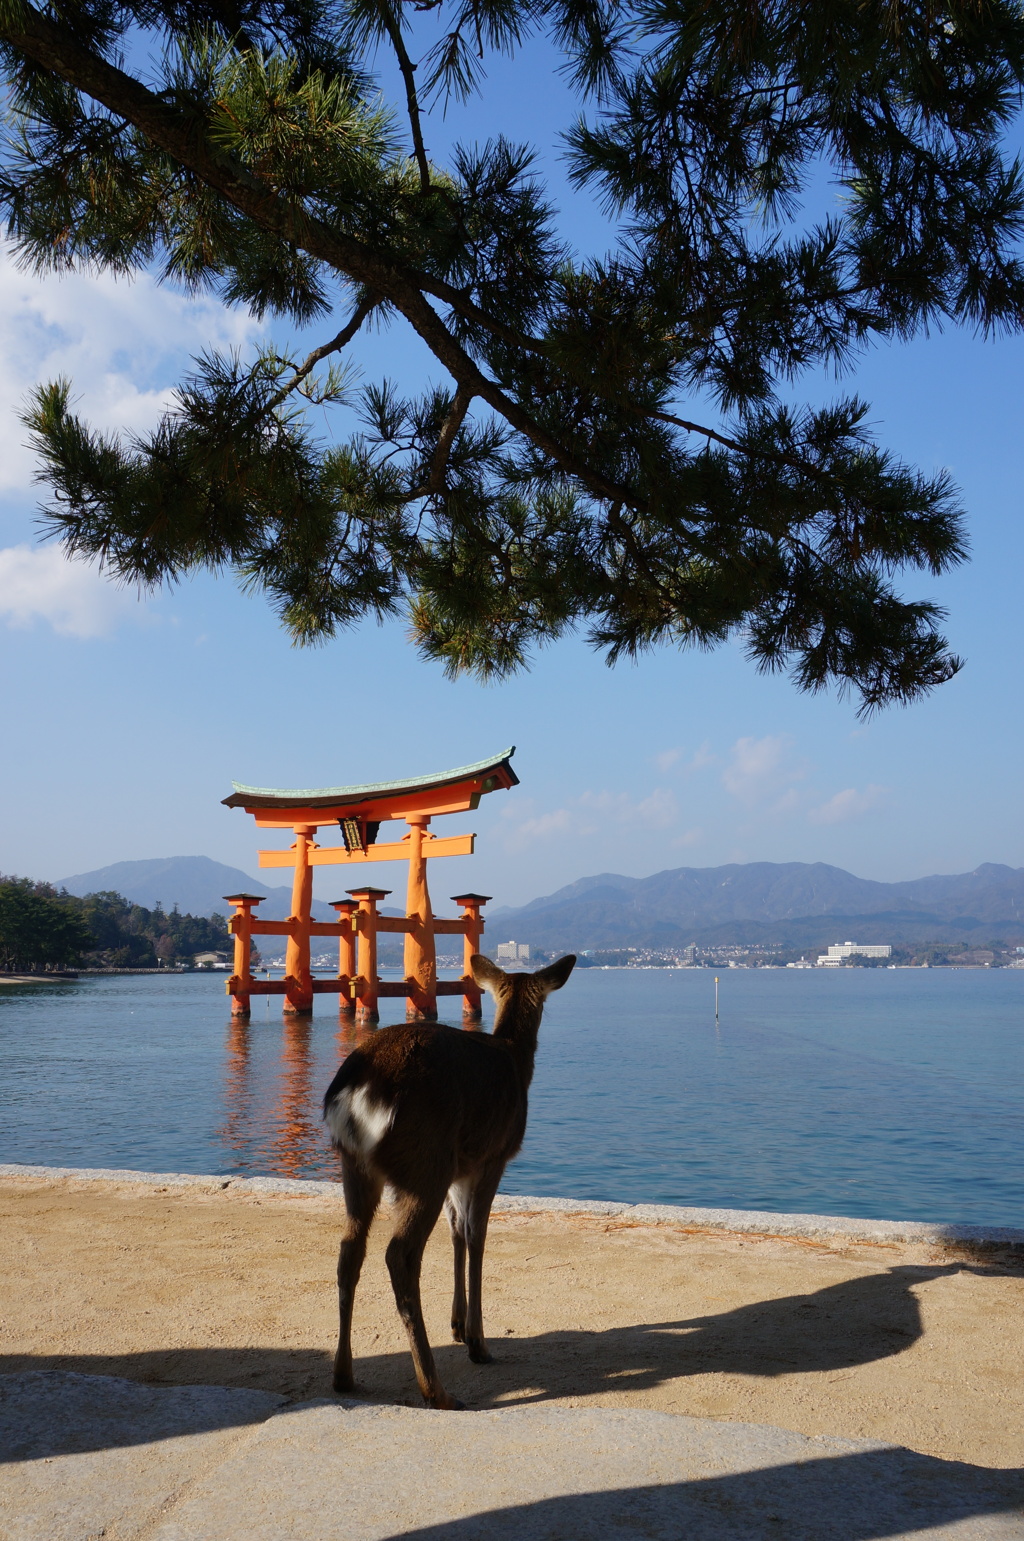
221;748;518;1023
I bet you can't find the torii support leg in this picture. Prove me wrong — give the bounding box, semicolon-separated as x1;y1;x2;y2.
226;893;264;1017
350;888;386;1026
284;825;315;1016
404;815;437;1022
331;900;358;1021
230;909;252;1017
453;894;489;1026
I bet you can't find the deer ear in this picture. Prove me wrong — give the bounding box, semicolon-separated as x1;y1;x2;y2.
532;955;576;993
470;954;507;995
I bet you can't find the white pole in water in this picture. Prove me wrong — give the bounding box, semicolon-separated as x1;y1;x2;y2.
715;975;719;1022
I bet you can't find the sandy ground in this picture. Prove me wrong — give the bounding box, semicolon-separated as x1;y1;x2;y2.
1;1174;1021;1471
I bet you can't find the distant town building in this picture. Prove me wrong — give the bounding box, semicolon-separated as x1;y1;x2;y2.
817;942;892;967
496;940;530;963
194;951;231;969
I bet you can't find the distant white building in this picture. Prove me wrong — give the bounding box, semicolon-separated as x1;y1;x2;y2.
817;942;891;967
496;940;530;963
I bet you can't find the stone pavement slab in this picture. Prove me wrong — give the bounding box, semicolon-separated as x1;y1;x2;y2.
146;1400;1024;1541
2;1373;1022;1541
0;1371;283;1541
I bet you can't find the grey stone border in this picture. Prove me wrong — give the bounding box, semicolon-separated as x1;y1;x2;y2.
3;1161;1022;1250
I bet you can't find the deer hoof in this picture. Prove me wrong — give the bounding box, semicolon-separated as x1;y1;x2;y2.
332;1368;356;1394
428;1391;465;1411
467;1339;493;1364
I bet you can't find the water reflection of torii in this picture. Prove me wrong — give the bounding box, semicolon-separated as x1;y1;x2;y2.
220;1013;377;1177
220;1016;253;1165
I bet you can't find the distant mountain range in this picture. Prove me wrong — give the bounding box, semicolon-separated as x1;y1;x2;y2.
54;855;1024;951
487;862;1024;951
56;856;338;923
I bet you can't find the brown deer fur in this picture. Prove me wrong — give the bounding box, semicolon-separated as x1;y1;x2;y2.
322;952;576;1409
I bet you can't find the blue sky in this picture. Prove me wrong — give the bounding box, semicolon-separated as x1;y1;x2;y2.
1;33;1022;910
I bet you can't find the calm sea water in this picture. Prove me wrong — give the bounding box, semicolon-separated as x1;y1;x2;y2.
1;968;1021;1227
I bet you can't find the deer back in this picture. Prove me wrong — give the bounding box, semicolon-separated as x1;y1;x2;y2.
323;955;575;1190
324;1024;529;1187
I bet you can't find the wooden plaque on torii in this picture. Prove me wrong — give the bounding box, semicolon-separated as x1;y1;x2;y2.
220;748;518;1024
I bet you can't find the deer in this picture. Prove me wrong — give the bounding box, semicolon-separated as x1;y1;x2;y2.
322;952;576;1410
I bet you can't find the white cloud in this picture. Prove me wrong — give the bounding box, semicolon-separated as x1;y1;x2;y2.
578;787;679;828
0;543;145;638
722;734;784;799
506;806;574;845
808;785;890;825
654;747;682;772
654;742;716;775
499;786;679;852
0;242;257;496
722;734;806;806
687;742;716;772
633;788;679;827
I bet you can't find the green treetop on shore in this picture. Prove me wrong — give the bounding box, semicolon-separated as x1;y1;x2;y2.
3;0;1024;710
0;877;94;971
0;875;233;968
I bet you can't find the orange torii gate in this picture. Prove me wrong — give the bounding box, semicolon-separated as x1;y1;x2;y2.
220;749;518;1024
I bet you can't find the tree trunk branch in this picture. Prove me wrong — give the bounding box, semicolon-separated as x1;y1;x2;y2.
412;383;474;496
380;8;432;195
265;294;377;410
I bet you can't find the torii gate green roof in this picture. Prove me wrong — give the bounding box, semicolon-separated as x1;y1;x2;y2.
222;747;518;812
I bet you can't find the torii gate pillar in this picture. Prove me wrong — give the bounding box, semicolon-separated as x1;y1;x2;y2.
284;824;316;1015
404;815;436;1020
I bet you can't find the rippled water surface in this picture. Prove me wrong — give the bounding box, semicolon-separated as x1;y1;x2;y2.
1;968;1021;1225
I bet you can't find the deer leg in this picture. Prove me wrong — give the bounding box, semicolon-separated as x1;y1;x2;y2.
333;1158;383;1394
464;1166;503;1365
386;1187;462;1410
445;1181;470;1343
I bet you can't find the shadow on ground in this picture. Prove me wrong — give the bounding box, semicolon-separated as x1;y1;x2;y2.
496;1262;965;1395
0;1368;281;1462
1;1261;988;1421
376;1449;1024;1541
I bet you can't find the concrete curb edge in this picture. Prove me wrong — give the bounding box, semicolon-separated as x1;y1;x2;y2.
2;1162;1022;1249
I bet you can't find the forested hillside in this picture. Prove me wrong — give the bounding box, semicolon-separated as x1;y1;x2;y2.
0;875;231;971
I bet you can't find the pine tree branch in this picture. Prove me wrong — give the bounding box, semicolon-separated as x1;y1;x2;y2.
410;382;474;495
379;7;431;194
265;294;377;410
0;0;639;509
408;269;550;356
646;409;746;455
643;408;874;503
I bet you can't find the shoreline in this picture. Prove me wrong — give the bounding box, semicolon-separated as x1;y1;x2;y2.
2;1161;1022;1251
